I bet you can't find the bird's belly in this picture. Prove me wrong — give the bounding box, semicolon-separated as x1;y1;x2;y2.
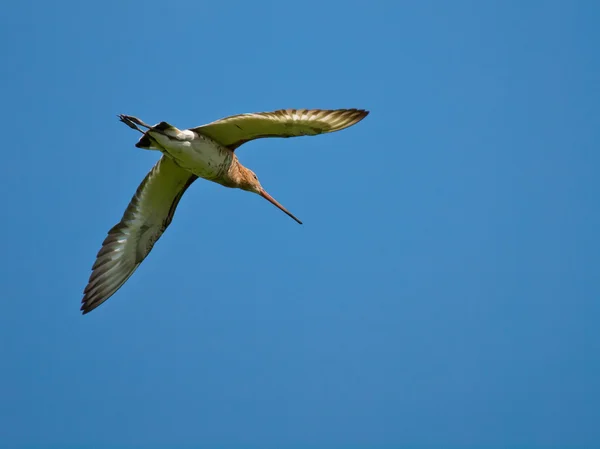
162;136;232;180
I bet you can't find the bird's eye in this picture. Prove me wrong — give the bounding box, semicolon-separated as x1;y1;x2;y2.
253;173;258;180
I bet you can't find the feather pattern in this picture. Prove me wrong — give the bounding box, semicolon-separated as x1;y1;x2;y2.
192;108;369;150
81;156;197;314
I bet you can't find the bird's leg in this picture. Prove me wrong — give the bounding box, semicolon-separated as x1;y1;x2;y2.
118;115;152;134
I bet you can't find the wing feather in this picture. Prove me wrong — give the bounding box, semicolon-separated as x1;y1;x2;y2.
192;108;369;150
81;156;197;314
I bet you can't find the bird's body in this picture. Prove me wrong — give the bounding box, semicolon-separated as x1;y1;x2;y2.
82;108;369;314
146;127;235;183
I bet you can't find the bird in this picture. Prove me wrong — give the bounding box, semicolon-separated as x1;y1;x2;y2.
81;108;369;314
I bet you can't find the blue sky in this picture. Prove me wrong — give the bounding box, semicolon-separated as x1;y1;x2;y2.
1;1;599;448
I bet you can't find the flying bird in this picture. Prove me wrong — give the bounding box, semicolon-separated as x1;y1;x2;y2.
82;108;369;314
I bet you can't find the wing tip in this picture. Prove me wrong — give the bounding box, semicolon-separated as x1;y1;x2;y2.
80;297;98;315
81;286;110;314
286;107;369;131
353;108;370;121
324;108;369;132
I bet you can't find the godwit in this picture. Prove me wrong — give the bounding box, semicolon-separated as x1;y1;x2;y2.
82;108;369;314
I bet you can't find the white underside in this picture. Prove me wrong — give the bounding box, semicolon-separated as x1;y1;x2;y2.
150;130;233;180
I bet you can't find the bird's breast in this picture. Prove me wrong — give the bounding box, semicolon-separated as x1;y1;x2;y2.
162;133;233;181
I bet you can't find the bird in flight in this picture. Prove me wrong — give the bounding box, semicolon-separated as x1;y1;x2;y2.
82;108;369;314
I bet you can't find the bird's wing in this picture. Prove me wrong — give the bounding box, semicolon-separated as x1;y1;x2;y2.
191;108;369;150
81;156;197;314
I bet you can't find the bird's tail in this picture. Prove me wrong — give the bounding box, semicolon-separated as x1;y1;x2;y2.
118;114;160;150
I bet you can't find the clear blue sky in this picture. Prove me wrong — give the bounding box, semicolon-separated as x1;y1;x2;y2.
1;1;598;448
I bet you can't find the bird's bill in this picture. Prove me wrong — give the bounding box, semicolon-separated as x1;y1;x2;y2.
260;190;303;225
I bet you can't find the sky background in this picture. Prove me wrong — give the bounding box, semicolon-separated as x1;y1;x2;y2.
1;1;599;448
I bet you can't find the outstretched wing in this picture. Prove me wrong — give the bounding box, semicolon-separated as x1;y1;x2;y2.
81;156;197;314
192;108;369;150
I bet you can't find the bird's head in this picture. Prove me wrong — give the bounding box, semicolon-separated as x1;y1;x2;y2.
238;165;302;225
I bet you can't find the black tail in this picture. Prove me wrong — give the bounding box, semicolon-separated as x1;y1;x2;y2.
135;135;153;149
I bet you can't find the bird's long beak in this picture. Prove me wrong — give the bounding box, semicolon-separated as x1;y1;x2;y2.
260;190;303;225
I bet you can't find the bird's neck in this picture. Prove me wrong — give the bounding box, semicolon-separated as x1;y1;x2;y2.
220;156;246;188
